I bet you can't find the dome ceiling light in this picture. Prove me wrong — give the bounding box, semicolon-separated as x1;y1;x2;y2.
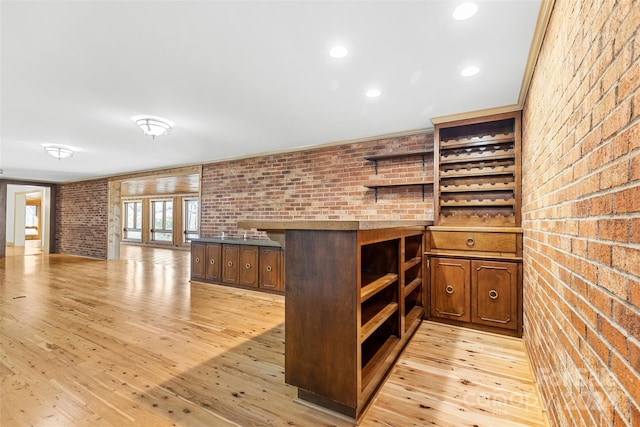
131;115;174;139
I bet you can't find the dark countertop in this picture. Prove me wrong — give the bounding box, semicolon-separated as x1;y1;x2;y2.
191;237;281;247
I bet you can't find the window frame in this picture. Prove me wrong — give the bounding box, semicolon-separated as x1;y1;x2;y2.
150;198;174;243
122;200;143;242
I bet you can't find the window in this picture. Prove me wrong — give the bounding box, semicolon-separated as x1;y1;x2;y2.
184;199;199;242
123;201;142;240
151;199;173;242
25;205;38;236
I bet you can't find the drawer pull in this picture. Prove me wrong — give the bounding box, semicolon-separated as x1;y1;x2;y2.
210;259;215;265
227;261;233;267
489;289;499;300
245;263;251;269
465;237;475;247
445;285;454;294
195;257;200;263
266;265;272;272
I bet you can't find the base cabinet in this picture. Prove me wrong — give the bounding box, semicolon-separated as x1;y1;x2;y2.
426;227;523;336
430;258;471;322
190;239;283;294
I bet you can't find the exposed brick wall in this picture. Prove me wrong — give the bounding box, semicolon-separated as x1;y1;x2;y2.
199;133;435;239
522;0;639;426
56;179;109;259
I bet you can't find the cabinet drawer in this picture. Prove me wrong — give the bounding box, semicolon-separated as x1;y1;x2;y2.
430;231;516;254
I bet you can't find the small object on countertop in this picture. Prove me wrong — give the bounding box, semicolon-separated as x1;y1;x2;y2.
13;295;26;299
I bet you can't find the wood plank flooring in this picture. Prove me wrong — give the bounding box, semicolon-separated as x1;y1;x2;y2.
1;245;548;426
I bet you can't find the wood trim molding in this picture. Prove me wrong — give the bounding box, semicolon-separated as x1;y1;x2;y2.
517;0;556;107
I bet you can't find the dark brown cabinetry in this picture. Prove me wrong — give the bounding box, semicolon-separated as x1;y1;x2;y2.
427;110;523;337
190;239;283;294
430;257;471;322
279;223;427;420
238;246;258;287
206;243;221;281
259;246;283;292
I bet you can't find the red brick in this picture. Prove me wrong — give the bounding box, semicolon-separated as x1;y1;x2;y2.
612;245;640;277
589;240;613;265
614;300;640;338
632;151;640;181
614;185;640;213
603;100;632;140
599;315;629;359
611;352;640;412
599;218;629;242
590;194;614;215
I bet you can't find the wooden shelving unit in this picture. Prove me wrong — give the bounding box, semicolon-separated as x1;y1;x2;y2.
264;222;427;420
426;111;523;337
363;148;434;202
434;113;521;227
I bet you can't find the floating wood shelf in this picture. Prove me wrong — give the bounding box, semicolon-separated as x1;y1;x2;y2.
364;182;434;202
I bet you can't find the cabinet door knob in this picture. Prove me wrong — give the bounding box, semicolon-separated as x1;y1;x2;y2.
465;237;475;247
266;265;272;272
245;263;251;269
445;285;454;294
210;259;215;265
227;261;233;267
195;257;200;263
489;289;499;300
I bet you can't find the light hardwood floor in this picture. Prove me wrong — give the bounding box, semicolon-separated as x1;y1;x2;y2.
1;244;548;426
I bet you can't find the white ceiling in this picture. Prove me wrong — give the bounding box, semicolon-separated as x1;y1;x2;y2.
1;0;541;183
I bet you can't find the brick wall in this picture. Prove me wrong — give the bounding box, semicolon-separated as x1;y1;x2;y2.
200;132;434;238
522;0;639;426
56;179;109;259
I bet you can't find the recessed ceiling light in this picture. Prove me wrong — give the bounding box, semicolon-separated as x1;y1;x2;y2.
329;45;348;58
366;88;381;98
461;66;480;76
453;2;478;20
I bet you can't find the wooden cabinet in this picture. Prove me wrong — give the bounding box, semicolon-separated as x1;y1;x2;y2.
205;243;221;281
281;224;427;420
427;110;523;336
222;244;239;284
238;246;258;287
429;257;519;333
471;260;518;330
426;227;522;336
430;257;471;322
190;239;283;294
191;242;206;280
259;246;282;292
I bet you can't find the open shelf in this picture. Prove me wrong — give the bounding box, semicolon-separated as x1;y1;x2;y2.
363;148;434;161
404;277;422;295
439;150;515;164
361;273;398;302
404;256;422;270
440;182;515;192
361;302;398;342
441;199;516;207
440;132;515;149
361;335;399;390
405;305;423;331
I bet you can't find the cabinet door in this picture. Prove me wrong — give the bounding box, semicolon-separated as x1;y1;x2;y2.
259;247;282;291
239;246;259;287
222;244;239;284
191;242;205;280
430;258;470;322
205;243;222;281
471;260;518;330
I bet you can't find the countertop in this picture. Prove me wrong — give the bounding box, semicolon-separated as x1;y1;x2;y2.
191;237;281;247
236;220;432;231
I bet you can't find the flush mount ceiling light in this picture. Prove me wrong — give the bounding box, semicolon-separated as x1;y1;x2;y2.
453;2;478;20
366;88;381;98
131;115;174;139
461;65;480;76
329;45;348;58
42;145;74;160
